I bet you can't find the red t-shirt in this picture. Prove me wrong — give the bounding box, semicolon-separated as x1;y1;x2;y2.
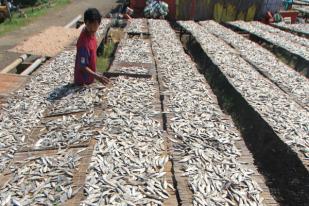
74;29;97;85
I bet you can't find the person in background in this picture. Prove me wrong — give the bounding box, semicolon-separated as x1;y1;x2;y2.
2;0;16;11
74;8;109;85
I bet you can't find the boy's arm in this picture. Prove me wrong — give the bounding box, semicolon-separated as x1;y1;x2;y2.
82;66;109;85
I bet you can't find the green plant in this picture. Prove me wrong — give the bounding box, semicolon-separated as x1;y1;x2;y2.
97;40;116;73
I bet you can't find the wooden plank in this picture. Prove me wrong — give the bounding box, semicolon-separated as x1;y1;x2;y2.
102;71;152;79
64;139;97;206
0;73;28;96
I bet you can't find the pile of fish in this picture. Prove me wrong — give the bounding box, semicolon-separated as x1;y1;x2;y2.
272;22;309;36
126;18;148;34
0;50;75;171
47;84;106;116
114;66;149;75
0;149;84;205
0;21;111;172
201;20;309;110
228;21;309;60
150;19;264;206
115;38;153;64
178;21;309;160
0;51;75;148
0;147;17;172
35;112;104;149
82;77;170;205
249;21;309;48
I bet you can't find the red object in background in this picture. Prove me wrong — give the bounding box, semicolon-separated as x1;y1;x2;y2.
130;0;146;10
130;0;176;19
189;0;196;19
130;0;146;17
280;10;299;23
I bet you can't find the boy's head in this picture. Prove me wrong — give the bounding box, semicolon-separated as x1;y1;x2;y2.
84;8;102;34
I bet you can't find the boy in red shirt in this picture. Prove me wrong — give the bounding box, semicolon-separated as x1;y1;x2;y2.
74;8;109;85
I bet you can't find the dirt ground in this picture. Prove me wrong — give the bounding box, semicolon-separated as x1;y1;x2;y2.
10;26;81;57
0;0;120;70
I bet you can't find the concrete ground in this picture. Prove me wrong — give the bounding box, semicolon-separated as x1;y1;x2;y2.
0;0;120;70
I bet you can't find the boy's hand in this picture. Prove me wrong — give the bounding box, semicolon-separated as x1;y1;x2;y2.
97;75;109;85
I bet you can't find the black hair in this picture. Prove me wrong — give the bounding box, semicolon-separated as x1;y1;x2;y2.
84;8;102;24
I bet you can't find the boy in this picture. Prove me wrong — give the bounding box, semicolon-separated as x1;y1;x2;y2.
74;8;109;85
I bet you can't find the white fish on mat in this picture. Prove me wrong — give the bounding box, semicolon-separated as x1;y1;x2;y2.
149;19;265;206
0;149;83;205
82;77;169;205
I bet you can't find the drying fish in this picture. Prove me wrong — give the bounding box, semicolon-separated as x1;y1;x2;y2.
0;147;17;172
200;20;309;111
272;22;309;37
0;50;75;149
82;77;168;205
115;38;153;64
228;21;309;61
47;84;106;116
34;111;105;149
0;149;83;205
149;19;264;206
178;20;309;161
249;21;309;48
0;50;76;174
83;23;164;206
126;18;148;34
0;20;111;173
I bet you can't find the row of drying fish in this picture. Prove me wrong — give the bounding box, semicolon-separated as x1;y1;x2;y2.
0;149;84;205
150;19;264;206
178;21;309;160
228;21;309;61
114;37;153;64
200;20;309;111
272;22;309;36
82;77;171;205
126;18;148;34
0;50;76;172
249;21;309;48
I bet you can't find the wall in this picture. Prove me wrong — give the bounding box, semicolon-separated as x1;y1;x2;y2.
130;0;282;21
176;0;263;21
